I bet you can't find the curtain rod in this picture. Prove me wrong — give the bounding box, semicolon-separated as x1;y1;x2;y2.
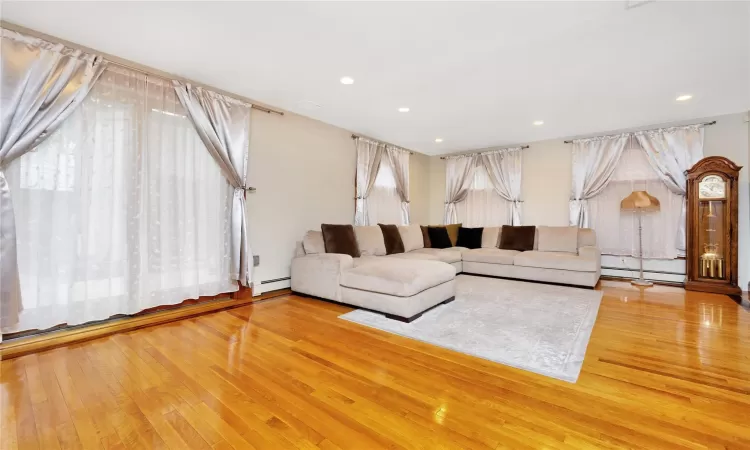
351;134;414;154
0;20;284;116
439;145;530;159
104;59;281;116
563;120;716;144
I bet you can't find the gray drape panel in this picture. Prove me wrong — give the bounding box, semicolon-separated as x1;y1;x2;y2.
0;29;104;328
173;81;253;287
385;146;410;224
480;148;523;225
635;125;704;252
444;155;478;224
354;138;384;226
569;135;629;227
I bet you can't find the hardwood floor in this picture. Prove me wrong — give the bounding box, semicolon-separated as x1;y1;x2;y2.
2;278;749;449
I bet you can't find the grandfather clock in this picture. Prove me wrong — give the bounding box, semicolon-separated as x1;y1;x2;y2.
685;156;742;296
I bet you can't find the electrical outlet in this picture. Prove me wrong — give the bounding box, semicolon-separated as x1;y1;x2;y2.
253;255;260;267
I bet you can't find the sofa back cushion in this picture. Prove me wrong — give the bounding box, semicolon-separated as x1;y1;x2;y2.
537;226;579;253
321;224;361;257
498;225;536;251
398;224;424;252
427;226;453;249
354;225;387;256
481;227;501;248
378;224;405;255
578;228;597;248
302;230;325;254
457;227;483;249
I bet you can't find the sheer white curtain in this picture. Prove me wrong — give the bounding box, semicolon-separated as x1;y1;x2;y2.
354;138;384;226
456;164;510;227
444;155;478;224
366;156;406;225
480;148;523;225
636;125;704;252
384;146;410;224
3;66;235;333
589;146;684;259
569;135;629;227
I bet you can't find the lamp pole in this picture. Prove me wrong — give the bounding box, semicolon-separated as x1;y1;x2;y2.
632;209;653;287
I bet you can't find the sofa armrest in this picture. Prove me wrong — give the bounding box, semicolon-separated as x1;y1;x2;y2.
291;253;353;301
578;246;600;260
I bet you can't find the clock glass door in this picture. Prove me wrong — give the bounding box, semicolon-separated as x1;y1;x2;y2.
697;175;727;281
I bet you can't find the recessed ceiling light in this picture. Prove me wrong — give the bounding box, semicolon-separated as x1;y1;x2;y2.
398;107;410;113
435;138;443;143
340;76;354;85
676;94;693;101
533;120;544;126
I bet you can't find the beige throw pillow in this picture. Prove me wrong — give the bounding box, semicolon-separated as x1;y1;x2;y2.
354;226;387;256
397;224;424;252
537;226;579;254
302;230;325;254
481;227;501;248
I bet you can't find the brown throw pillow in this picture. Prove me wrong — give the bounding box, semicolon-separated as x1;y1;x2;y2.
445;223;462;247
499;225;536;251
321;224;361;257
378;224;405;255
420;225;432;248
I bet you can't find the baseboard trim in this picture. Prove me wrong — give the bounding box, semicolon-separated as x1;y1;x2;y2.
0;288;290;360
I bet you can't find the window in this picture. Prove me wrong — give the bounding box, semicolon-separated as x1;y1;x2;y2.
456;165;510;227
589;146;684;259
4;65;235;333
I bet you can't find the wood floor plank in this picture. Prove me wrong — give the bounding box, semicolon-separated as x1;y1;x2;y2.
2;278;750;449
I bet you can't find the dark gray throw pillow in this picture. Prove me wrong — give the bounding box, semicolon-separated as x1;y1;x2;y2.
498;225;536;251
321;224;361;257
427;226;452;249
457;227;483;249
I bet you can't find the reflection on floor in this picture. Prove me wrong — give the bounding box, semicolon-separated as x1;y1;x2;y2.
1;280;749;449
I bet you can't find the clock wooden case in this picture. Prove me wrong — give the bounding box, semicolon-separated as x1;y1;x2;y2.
685;156;742;296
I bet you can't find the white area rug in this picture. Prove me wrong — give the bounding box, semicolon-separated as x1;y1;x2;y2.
339;275;603;383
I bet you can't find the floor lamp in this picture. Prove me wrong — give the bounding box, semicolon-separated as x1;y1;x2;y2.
620;191;661;287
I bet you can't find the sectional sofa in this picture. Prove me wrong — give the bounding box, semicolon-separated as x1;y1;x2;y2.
291;225;600;322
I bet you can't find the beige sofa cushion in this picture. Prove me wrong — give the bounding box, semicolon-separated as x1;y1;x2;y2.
462;248;519;265
481;227;501;248
340;259;455;297
302;230;325;254
409;248;462;263
354;226;386;256
537;226;579;254
513;250;597;272
398;225;424;253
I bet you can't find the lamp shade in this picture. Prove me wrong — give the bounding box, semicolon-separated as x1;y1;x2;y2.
620;190;660;212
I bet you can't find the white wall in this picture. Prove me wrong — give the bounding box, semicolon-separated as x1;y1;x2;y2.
426;112;750;288
409;152;431;226
246;111;433;294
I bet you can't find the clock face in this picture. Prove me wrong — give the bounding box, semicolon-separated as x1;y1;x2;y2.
699;175;726;200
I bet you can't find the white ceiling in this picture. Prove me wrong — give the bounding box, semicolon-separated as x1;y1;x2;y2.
3;1;749;155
